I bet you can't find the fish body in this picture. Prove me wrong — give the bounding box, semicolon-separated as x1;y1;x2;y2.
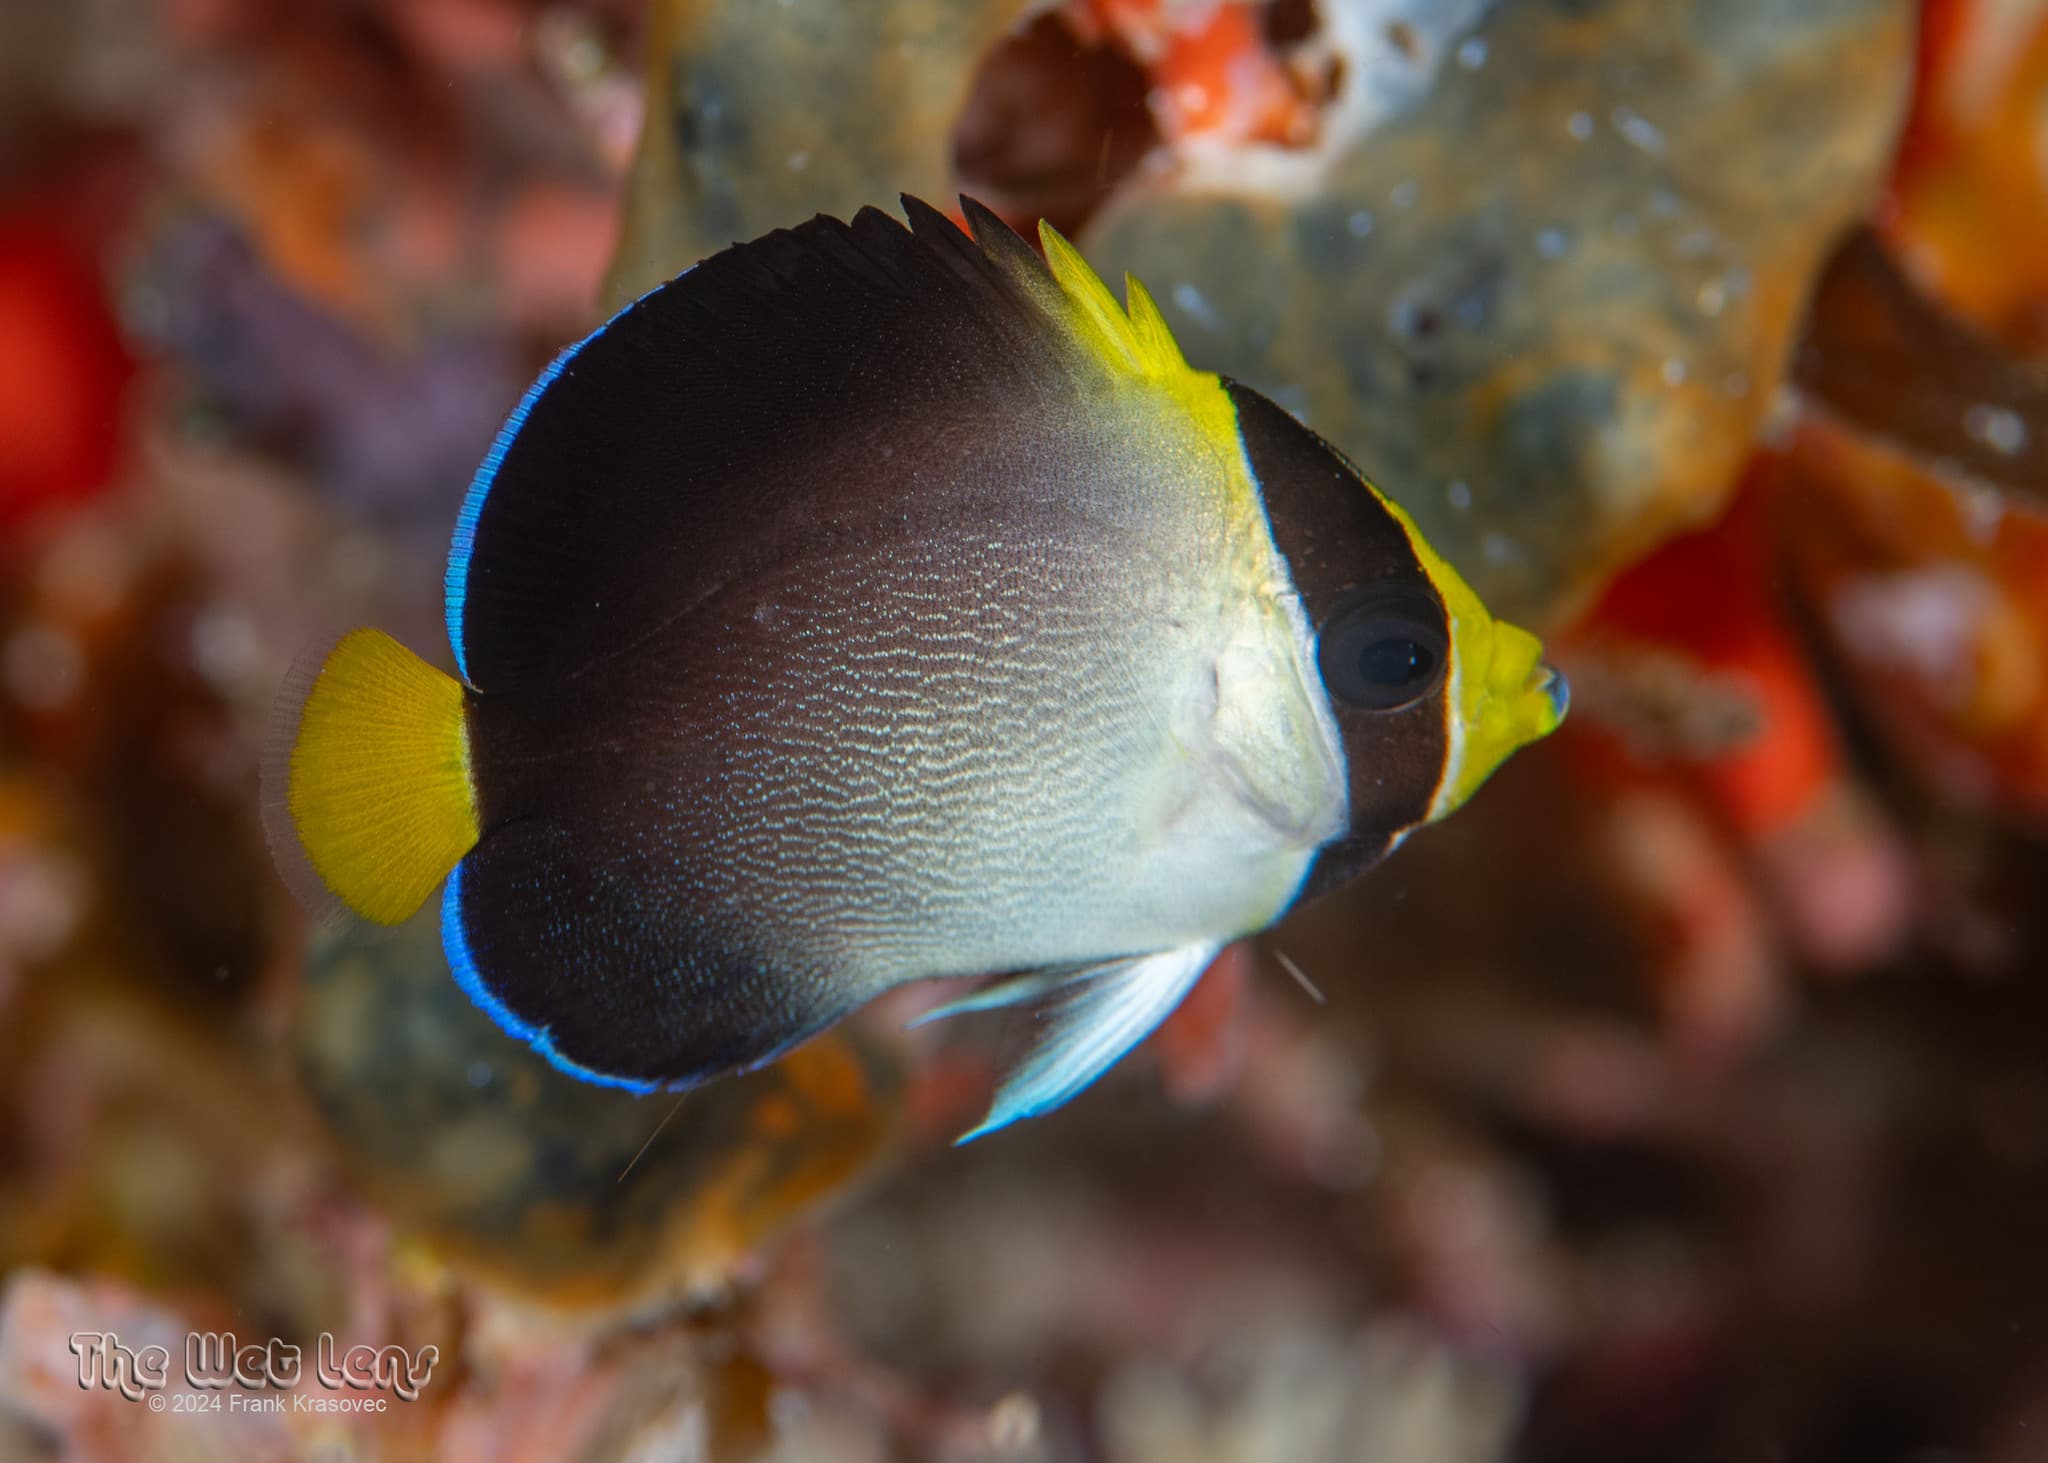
277;198;1566;1138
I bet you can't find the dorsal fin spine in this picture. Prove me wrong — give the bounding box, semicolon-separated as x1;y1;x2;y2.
1037;221;1143;372
1122;274;1188;376
962;196;1202;389
1035;220;1204;387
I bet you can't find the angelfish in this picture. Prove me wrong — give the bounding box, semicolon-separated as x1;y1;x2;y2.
274;198;1567;1140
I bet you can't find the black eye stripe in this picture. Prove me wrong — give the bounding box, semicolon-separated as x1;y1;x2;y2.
1317;589;1448;712
1223;379;1449;894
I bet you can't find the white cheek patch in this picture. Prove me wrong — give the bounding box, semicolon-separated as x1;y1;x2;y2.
1206;584;1348;848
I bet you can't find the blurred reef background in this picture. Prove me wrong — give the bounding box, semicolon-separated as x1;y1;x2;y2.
7;0;2048;1458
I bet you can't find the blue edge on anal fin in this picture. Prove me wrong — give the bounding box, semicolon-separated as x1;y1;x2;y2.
441;861;659;1094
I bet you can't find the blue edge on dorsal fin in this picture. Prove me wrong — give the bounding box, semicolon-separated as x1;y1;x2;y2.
444;277;678;688
445;331;584;687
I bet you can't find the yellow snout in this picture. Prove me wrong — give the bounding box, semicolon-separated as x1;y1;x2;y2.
1429;614;1569;821
1360;488;1570;823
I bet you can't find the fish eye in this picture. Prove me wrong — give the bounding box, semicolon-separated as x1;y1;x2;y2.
1318;590;1448;712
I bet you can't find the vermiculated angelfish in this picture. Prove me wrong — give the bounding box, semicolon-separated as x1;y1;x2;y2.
273;197;1567;1140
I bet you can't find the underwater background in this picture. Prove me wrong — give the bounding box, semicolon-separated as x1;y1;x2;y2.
5;0;2048;1458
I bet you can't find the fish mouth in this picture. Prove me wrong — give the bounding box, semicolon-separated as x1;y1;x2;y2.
1538;663;1570;722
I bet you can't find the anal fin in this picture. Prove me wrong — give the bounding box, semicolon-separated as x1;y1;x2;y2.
953;943;1223;1145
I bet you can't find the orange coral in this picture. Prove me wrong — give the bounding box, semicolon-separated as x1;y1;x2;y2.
1781;413;2048;821
1074;0;1318;147
1886;0;2048;347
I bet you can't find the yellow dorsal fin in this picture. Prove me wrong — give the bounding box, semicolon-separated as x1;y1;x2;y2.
954;202;1244;485
959;201;1203;389
1034;220;1195;384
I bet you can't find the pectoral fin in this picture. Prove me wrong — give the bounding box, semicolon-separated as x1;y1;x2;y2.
906;962;1100;1028
954;943;1223;1144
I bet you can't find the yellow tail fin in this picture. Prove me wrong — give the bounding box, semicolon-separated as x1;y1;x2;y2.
287;628;479;924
